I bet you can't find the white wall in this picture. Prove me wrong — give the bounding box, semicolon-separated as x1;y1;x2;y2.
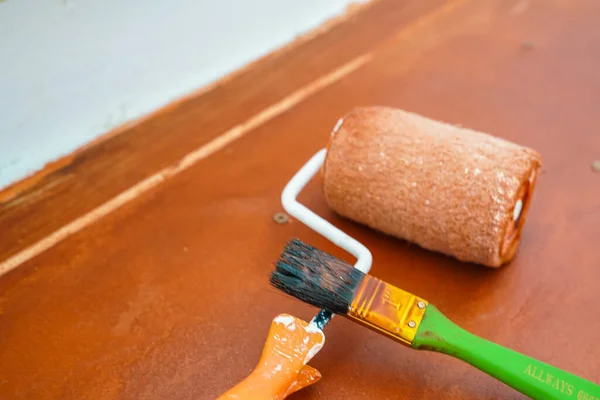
0;0;364;190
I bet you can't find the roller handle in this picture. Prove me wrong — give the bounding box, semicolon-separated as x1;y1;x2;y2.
412;305;600;400
218;314;325;400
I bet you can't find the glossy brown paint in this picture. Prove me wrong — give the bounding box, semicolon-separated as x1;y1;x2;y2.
1;0;599;399
0;0;446;262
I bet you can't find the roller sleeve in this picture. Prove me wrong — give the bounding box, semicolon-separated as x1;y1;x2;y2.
322;106;541;267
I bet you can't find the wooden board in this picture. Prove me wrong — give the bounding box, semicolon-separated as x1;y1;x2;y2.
1;0;599;399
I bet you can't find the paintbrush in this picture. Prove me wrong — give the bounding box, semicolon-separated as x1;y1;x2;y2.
270;238;600;400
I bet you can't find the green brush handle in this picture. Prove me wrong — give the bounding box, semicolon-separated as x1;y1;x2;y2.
412;305;600;400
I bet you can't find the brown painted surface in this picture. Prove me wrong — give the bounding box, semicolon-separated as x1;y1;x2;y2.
1;0;599;399
0;0;446;262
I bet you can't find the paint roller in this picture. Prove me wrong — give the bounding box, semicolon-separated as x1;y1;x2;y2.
219;105;542;398
322;106;541;267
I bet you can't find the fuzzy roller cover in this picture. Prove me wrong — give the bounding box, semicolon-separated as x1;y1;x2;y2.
322;106;542;267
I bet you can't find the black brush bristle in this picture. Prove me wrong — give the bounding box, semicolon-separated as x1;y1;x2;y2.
270;238;365;315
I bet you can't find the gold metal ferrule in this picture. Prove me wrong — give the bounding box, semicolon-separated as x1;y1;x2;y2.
348;275;428;346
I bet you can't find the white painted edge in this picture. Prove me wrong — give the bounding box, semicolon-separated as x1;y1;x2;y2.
0;54;372;276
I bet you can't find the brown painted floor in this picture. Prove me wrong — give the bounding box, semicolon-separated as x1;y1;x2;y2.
1;0;599;399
